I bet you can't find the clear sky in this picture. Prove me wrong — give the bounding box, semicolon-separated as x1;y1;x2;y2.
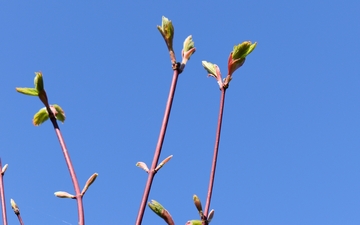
1;1;360;225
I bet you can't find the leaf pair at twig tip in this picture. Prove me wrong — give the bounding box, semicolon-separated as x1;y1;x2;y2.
157;16;196;68
202;41;257;89
33;104;66;126
136;155;173;173
16;71;44;96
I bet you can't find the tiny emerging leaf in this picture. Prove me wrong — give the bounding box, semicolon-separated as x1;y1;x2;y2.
53;104;66;123
202;61;217;78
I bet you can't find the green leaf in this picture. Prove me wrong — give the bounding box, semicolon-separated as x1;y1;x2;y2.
16;87;39;96
202;61;217;78
34;72;44;92
232;41;257;60
186;220;202;225
53;104;66;123
33;107;49;126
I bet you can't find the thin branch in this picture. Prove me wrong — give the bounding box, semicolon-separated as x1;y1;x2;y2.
204;88;226;216
48;111;85;225
15;213;24;225
0;158;8;225
136;69;180;225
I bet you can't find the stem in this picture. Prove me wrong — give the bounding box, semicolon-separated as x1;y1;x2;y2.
16;214;24;225
204;88;226;216
49;116;85;225
0;158;8;225
135;69;180;225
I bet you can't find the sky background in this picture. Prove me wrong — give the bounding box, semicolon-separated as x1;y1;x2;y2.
1;1;360;225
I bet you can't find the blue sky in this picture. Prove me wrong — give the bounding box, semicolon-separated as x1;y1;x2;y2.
1;1;360;224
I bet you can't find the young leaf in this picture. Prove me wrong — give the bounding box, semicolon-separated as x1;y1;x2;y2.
33;107;49;126
15;87;38;96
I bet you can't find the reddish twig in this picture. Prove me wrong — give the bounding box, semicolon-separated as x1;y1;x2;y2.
204;88;226;216
0;158;8;225
15;213;24;225
48;112;85;225
135;69;180;225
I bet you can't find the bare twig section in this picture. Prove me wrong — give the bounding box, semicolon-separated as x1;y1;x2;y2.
0;158;8;225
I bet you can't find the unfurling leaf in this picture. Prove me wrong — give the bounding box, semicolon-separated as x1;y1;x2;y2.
33;107;49;126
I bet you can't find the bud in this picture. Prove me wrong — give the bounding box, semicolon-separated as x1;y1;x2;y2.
193;195;203;214
136;162;149;173
1;164;8;175
157;16;175;52
202;61;223;89
182;35;196;64
10;199;20;215
81;173;98;196
155;155;173;172
148;200;174;224
54;191;76;199
208;209;214;223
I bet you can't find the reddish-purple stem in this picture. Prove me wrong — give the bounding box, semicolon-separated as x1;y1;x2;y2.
0;158;8;225
16;214;24;225
49;116;85;225
204;88;226;217
135;69;180;225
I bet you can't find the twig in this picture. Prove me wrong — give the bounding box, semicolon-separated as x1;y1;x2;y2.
48;110;85;225
0;158;8;225
135;69;180;225
204;88;226;216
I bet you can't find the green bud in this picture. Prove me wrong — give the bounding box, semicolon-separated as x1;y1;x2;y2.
148;200;165;217
157;16;174;52
193;195;203;213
